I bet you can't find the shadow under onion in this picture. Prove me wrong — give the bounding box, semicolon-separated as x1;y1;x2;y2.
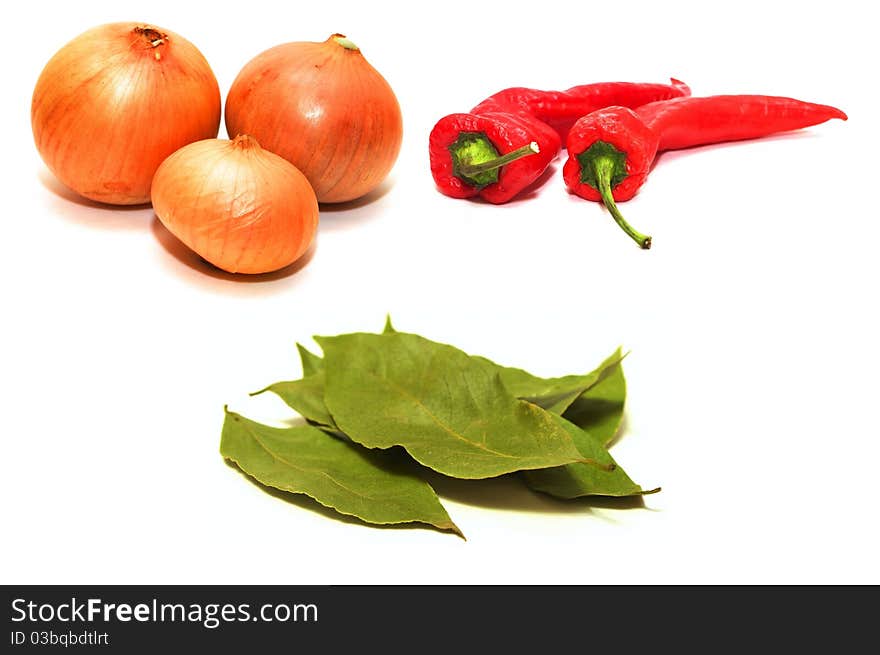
317;177;394;213
39;169;154;230
150;215;317;283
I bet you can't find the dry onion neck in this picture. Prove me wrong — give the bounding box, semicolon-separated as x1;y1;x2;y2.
133;26;168;59
331;34;359;51
231;134;260;150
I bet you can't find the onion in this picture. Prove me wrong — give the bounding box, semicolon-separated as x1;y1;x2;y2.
32;22;221;205
225;34;403;203
151;135;319;275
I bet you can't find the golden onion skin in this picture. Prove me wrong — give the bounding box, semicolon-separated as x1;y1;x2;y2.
225;34;403;204
32;22;221;205
151;136;319;275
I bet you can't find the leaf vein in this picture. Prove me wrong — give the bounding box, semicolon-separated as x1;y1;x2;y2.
364;369;520;460
239;419;379;502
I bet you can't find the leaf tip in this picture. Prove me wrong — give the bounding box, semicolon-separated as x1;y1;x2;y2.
296;341;319;356
445;521;466;540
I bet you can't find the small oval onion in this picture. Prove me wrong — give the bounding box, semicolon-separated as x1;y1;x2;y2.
225;34;403;204
32;22;221;205
152;136;319;275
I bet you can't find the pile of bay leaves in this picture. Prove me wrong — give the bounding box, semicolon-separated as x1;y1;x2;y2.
220;319;656;538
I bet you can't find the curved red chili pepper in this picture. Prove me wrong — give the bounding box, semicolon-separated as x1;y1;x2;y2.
472;79;691;142
429;110;561;204
563;95;848;248
430;79;691;204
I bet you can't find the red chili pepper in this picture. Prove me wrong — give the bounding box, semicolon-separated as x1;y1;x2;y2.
563;95;848;248
471;79;691;142
429;110;561;204
430;79;690;204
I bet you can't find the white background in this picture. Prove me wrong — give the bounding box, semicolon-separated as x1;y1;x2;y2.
2;0;878;584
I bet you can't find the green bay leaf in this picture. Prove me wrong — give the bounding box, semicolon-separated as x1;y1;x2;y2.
523;415;656;499
296;342;324;378
294;316;392;379
294;323;624;427
379;318;626;416
562;350;627;447
480;348;625;415
317;332;587;479
255;373;337;430
220;408;461;536
257;342;332;429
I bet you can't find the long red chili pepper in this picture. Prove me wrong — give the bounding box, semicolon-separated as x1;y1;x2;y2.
563;95;848;248
429;79;691;204
471;79;691;142
429;110;561;204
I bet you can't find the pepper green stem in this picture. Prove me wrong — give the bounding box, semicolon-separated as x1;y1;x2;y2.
592;157;652;249
457;141;539;178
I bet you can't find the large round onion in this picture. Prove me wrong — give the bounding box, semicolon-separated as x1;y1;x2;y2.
32;22;221;205
225;34;403;204
151;136;319;275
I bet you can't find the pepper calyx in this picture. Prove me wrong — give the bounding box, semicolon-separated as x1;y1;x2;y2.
577;140;628;189
449;132;539;190
577;140;651;249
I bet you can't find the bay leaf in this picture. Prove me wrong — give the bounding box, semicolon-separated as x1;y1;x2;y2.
317;332;588;479
296;342;324;378
562;350;627;447
379;316;625;415
258;320;398;429
522;414;657;499
254;342;330;428
220;408;462;536
480;348;626;415
307;317;624;420
254;374;337;430
294;315;393;378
